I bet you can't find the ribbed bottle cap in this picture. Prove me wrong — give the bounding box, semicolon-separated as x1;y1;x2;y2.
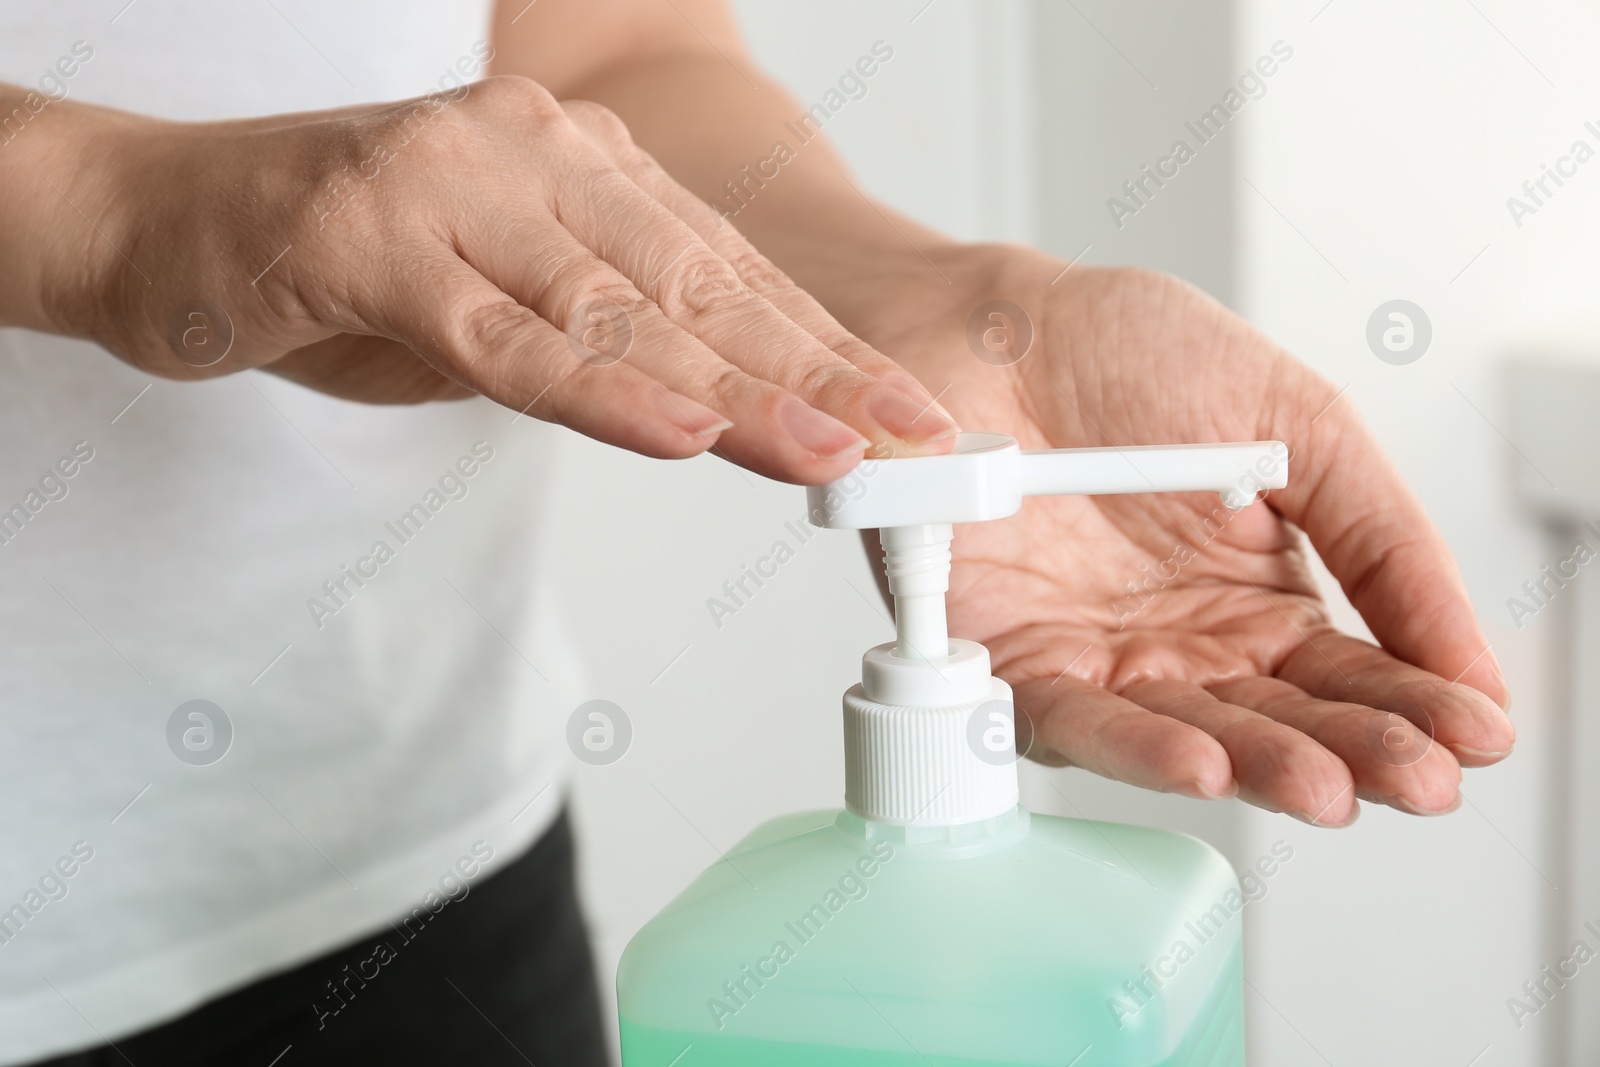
842;676;1019;826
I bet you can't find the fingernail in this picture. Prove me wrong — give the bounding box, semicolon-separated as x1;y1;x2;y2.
1450;745;1512;760
867;385;960;444
1186;779;1237;800
1392;794;1461;817
1486;645;1506;678
921;396;961;430
1487;648;1512;710
1456;646;1512;711
1293;803;1360;828
656;392;732;438
778;397;870;459
886;377;961;428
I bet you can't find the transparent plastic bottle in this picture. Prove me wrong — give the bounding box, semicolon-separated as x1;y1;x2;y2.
617;435;1279;1065
617;806;1244;1066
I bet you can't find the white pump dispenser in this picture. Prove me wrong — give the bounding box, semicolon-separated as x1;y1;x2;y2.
807;432;1289;827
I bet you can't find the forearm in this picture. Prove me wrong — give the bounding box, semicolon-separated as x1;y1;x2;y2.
0;85;125;335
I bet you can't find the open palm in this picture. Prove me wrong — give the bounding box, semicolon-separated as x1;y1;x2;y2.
854;253;1512;826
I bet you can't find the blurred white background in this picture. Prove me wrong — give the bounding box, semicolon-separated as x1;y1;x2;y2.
553;2;1600;1064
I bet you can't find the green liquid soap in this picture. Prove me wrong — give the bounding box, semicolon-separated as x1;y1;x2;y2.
618;808;1244;1066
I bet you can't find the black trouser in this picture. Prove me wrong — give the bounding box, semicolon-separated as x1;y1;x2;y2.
29;811;609;1067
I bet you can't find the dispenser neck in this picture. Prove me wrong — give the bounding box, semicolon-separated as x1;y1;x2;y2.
879;523;953;661
862;523;989;709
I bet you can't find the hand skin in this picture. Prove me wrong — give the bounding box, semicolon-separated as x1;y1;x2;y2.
522;0;1517;825
845;247;1515;826
0;81;958;485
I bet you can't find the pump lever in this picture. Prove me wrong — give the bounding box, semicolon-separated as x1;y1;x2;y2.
1018;441;1287;509
807;433;1288;531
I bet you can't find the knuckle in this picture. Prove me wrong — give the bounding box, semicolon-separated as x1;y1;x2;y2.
454;297;535;390
543;254;646;332
566;284;646;341
701;361;751;402
570;278;642;315
658;252;750;320
723;246;793;293
561;100;633;152
789;358;858;401
470;74;562;122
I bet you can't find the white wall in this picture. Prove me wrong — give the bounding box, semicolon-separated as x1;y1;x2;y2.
562;2;1590;1064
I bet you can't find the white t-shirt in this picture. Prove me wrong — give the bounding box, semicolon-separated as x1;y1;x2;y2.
0;3;580;1062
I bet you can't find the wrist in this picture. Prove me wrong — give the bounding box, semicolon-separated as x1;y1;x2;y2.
807;239;1074;404
807;238;1047;351
0;91;149;341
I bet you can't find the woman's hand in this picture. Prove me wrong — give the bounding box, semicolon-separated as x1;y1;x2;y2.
844;245;1513;826
18;78;957;483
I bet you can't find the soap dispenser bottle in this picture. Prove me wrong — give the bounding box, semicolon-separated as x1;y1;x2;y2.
617;433;1289;1066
